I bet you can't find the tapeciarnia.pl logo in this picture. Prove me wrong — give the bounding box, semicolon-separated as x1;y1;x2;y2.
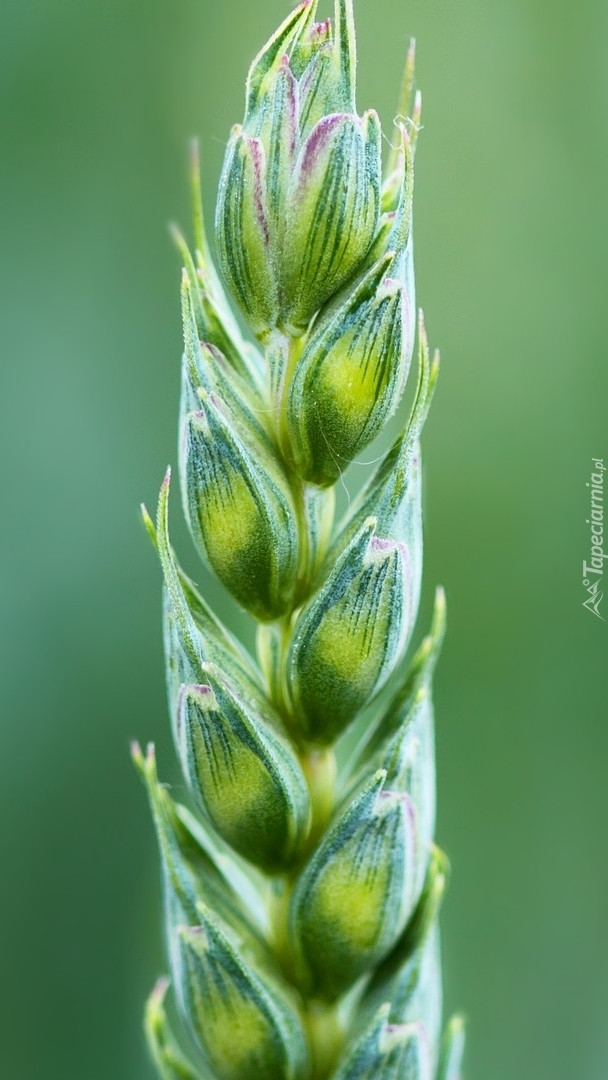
582;457;605;620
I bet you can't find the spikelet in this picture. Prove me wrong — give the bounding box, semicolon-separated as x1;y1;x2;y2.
136;4;464;1079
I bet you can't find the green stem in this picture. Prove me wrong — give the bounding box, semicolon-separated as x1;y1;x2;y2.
305;999;344;1080
300;747;337;851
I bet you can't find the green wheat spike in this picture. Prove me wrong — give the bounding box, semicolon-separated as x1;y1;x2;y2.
136;3;464;1078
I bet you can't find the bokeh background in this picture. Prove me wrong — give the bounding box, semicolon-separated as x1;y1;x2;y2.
1;0;607;1077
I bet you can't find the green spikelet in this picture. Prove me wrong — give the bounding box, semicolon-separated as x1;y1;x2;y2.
136;3;464;1078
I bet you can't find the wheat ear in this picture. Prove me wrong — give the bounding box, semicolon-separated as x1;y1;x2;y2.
134;3;464;1078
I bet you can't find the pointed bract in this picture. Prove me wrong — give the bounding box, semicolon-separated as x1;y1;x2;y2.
172;225;263;391
367;689;437;902
131;742;270;996
357;848;449;1076
176;668;310;873
333;0;357;110
366;586;446;755
182;392;299;620
287;519;416;743
245;2;315;122
333;1005;433;1080
289;770;419;1000
179;271;270;454
215;128;279;340
145;475;268;746
282;109;381;332
286;251;410;485
328;311;438;557
436;1015;466;1080
177;908;310;1080
144;978;206;1080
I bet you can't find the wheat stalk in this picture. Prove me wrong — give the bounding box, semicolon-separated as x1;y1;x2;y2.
134;3;464;1078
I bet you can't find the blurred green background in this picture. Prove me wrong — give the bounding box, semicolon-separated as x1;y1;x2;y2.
1;0;607;1077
